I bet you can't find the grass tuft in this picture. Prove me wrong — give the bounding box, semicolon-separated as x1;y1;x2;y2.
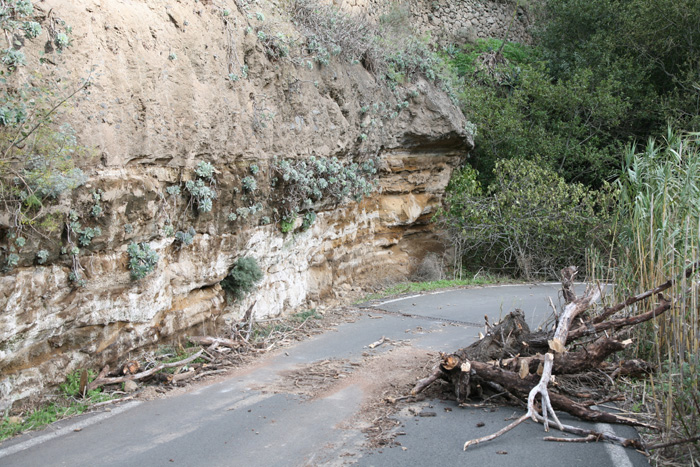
358;274;511;302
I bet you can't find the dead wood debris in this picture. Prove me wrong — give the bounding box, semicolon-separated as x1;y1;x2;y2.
87;307;349;394
410;261;700;453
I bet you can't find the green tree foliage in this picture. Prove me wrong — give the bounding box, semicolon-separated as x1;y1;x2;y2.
535;0;700;135
451;0;700;187
452;39;629;187
438;159;614;279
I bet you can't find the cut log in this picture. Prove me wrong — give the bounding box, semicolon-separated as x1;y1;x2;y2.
122;360;140;375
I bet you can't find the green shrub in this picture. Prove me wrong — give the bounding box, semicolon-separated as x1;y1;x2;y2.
451;38;537;77
221;256;264;301
535;0;700;134
280;215;296;233
127;242;159;280
438;159;614;279
452;48;629;187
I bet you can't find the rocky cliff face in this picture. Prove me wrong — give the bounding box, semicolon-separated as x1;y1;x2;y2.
0;0;472;410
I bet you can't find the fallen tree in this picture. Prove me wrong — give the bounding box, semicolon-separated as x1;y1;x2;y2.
411;262;700;450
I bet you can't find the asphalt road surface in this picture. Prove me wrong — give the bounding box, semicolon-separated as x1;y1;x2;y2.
0;284;650;466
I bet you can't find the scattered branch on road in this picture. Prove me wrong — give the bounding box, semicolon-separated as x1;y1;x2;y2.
84;308;330;394
88;350;204;390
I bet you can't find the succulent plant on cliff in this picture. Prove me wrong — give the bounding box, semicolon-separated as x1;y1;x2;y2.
163;224;175;237
166;185;181;196
36;249;49;264
5;253;19;270
241;176;257;192
270;156;377;233
90;190;104;217
301;211;316;231
272;156;377;213
194;161;215;181
77;226;102;247
175;227;196;246
127;242;159;280
1;49;26;70
0;1;72;67
54;32;71;51
184;161;217;213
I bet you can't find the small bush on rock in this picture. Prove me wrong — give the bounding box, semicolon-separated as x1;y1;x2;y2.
221;256;263;301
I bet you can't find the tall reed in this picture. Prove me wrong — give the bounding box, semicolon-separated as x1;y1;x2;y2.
615;129;700;442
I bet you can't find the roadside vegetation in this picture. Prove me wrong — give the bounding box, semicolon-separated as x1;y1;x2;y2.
0;308;329;441
438;0;700;462
0;370;112;441
359;274;512;303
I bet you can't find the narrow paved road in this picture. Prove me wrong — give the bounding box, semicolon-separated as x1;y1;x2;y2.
0;284;649;466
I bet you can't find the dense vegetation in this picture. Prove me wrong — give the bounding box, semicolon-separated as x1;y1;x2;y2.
439;0;700;459
442;0;700;278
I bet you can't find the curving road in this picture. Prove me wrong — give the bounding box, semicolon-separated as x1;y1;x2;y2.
0;284;648;466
